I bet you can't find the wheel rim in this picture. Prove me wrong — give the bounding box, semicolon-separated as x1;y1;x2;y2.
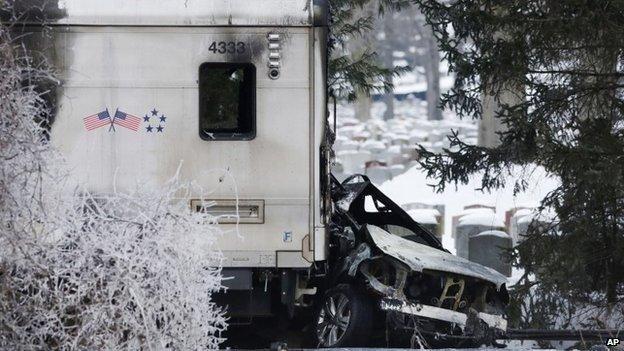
316;292;351;347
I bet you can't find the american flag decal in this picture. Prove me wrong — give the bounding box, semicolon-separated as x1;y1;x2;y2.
83;109;111;131
112;109;142;132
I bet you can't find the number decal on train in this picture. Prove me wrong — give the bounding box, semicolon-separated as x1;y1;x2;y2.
209;41;246;54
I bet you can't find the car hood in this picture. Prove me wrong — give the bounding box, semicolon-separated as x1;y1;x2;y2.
366;225;508;289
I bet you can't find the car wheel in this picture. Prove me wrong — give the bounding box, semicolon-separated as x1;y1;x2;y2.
312;284;373;347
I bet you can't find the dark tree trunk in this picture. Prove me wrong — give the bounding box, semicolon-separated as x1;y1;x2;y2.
382;13;395;121
423;29;441;121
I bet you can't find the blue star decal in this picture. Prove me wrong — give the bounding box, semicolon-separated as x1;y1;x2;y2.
146;125;153;132
143;114;150;122
151;108;158;116
156;125;164;132
159;115;167;123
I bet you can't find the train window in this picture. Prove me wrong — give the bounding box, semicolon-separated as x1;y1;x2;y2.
199;62;256;140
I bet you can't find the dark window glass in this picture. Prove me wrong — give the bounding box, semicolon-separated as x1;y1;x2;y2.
199;63;256;140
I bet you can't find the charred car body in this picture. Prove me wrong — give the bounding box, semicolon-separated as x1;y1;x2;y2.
309;175;509;347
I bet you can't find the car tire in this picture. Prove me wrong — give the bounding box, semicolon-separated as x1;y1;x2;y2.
311;284;374;348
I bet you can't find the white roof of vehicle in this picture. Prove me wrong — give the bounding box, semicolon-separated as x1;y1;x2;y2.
12;0;320;27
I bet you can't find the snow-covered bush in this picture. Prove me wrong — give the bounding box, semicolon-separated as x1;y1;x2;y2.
0;15;226;350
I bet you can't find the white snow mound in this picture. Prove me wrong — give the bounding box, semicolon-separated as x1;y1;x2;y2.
458;212;505;227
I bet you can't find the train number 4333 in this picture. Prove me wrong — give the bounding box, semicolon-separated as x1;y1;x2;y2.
209;41;246;54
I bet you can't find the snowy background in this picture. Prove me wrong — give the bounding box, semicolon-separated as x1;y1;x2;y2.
331;68;560;259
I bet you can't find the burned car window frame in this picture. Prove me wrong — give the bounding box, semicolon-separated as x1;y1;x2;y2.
332;174;445;250
198;62;256;141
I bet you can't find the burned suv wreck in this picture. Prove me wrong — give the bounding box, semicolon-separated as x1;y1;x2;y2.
312;175;508;348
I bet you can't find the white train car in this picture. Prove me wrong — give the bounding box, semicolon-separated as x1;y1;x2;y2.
11;1;511;347
47;0;328;267
12;0;330;329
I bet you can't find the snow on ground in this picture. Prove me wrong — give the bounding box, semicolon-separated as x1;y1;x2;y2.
333;98;479;183
334;92;559;287
378;165;560;254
